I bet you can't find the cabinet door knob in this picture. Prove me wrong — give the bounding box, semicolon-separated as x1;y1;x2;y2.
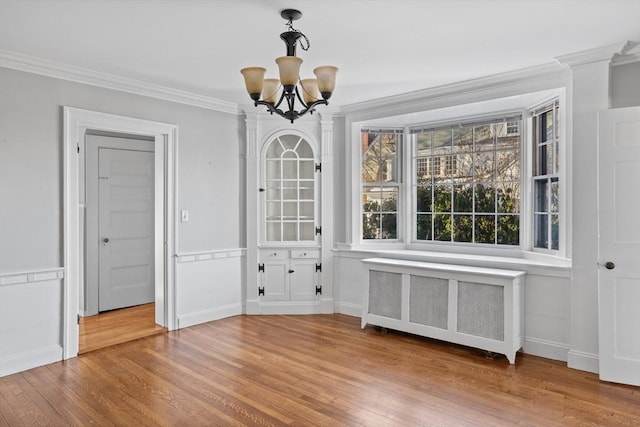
605;261;615;270
288;269;295;274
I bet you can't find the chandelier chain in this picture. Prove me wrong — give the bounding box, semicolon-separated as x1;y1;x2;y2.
285;20;310;51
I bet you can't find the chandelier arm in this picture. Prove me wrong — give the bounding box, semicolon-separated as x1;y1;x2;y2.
294;86;310;109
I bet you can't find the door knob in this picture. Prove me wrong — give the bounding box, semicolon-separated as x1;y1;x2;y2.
605;261;615;270
103;238;110;243
288;269;295;274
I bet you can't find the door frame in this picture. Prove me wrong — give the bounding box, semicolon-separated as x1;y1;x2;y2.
63;107;178;359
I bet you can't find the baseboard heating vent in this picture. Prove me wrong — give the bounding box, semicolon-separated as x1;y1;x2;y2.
361;258;525;364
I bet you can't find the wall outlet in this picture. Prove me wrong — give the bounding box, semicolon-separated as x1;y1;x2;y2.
181;210;189;223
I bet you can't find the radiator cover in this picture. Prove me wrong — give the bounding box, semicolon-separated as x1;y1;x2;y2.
362;258;525;364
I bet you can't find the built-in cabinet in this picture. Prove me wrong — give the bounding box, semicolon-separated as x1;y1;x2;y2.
259;248;320;301
244;112;334;315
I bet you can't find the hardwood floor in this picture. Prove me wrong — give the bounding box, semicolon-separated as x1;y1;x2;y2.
2;314;639;426
79;303;167;354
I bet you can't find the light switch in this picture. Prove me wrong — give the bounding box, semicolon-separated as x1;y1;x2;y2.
181;210;189;223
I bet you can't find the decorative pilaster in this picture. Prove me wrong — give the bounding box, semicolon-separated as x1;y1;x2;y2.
243;109;261;314
319;109;335;313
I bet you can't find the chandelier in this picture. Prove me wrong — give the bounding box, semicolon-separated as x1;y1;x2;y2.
240;9;338;123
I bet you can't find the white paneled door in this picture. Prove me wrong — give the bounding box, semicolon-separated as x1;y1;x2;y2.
598;106;640;386
98;148;155;311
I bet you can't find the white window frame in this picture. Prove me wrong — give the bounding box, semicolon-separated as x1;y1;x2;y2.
344;79;569;261
360;128;403;241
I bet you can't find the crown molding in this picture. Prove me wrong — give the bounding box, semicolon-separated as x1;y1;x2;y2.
612;41;640;66
338;62;567;119
555;42;630;67
0;49;239;114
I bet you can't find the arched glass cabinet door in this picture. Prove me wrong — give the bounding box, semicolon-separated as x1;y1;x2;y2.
264;134;316;243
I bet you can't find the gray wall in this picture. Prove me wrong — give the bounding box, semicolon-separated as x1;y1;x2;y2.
612;62;640;108
0;67;243;273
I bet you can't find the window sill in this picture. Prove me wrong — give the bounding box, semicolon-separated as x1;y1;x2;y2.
333;244;571;277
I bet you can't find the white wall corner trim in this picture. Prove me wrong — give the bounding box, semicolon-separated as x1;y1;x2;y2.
0;345;63;378
567;349;599;374
0;268;64;286
0;49;239;114
177;303;243;329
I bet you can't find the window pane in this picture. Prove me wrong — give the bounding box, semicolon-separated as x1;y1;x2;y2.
474;184;495;213
497;215;519;245
282;160;297;179
382;188;398;212
416;131;432;153
551;178;559;213
266;181;281;201
537;144;548;176
433;184;452;212
381;156;398;183
300;202;314;219
283;222;298;241
535;179;548;212
475;215;495;244
361;152;380;183
497;182;520;213
474;151;495;181
416;185;432;213
300;222;314;241
266;140;283;158
453;126;473;152
363;213;380;239
454;153;473;181
433;129;452;150
433;214;451;241
551;214;559;250
545;110;554;142
266;160;280;178
453;215;473;242
381;214;397;239
534;214;548;248
496;150;519;181
266;202;281;220
266;222;281;241
416;157;431;182
299;186;314;200
299;160;314;179
296;140;313;158
362;187;380;212
416;214;432;240
279;135;300;150
283;202;297;218
474;125;494;151
453;184;473;213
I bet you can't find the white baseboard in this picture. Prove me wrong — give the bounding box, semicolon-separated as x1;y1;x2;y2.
248;301;325;315
567;349;599;374
0;345;63;378
523;337;569;362
335;301;362;317
177;303;242;329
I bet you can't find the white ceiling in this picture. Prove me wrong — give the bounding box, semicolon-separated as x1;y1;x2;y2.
1;0;639;107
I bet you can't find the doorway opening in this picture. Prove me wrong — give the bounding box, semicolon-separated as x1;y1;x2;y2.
63;107;177;359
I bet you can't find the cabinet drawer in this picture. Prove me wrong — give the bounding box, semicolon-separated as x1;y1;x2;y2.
290;250;319;259
261;249;289;259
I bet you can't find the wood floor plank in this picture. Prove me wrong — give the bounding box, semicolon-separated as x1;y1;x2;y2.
2;314;640;426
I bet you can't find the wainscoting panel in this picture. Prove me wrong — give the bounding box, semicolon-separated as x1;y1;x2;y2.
175;249;244;329
0;268;64;377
